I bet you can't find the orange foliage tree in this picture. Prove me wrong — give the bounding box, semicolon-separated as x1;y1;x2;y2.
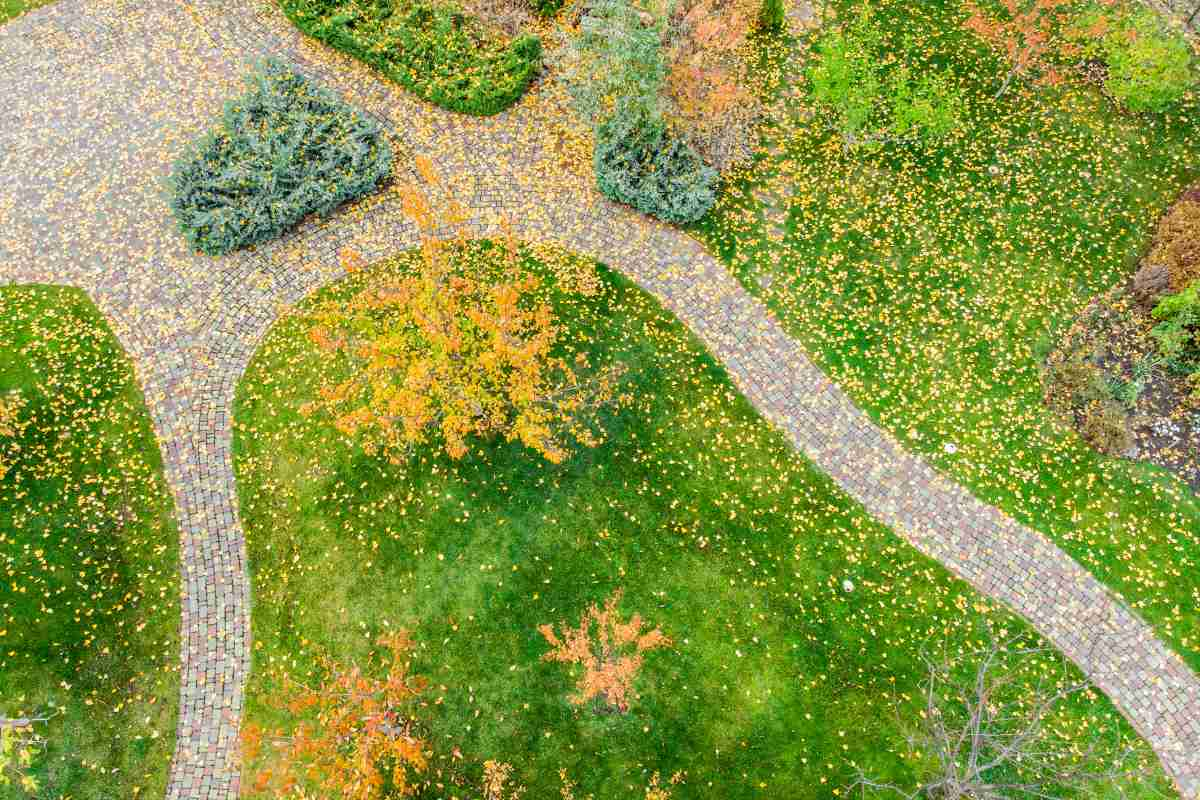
664;0;761;171
962;0;1086;97
240;631;429;800
539;589;671;713
301;189;625;465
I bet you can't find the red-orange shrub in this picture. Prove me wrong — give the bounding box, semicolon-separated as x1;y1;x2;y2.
539;589;671;713
241;631;429;800
664;0;761;171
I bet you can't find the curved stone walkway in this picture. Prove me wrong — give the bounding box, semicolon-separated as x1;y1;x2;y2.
0;0;1198;797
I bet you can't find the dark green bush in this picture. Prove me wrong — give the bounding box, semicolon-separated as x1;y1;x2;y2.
594;110;717;224
758;0;784;33
167;60;392;257
530;0;562;16
279;0;541;115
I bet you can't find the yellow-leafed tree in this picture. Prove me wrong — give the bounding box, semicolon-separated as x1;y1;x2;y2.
302;188;624;465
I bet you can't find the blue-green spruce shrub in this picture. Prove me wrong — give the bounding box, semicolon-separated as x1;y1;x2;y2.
594;111;717;224
168;59;392;256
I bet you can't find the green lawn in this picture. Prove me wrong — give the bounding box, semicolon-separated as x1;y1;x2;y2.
0;286;179;799
1;0;47;24
698;0;1200;671
233;243;1167;798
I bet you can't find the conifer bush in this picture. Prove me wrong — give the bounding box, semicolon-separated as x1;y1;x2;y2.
168;60;392;256
278;0;542;115
594;109;717;224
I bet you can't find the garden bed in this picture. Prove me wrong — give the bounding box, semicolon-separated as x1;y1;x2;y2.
1044;183;1200;489
1045;286;1199;490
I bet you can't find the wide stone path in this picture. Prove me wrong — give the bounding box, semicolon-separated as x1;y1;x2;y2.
1;0;1198;796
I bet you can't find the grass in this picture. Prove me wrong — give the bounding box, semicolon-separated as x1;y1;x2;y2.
0;286;180;799
0;0;46;23
697;0;1200;671
233;243;1168;798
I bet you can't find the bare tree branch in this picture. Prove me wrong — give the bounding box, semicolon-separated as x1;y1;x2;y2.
851;621;1162;800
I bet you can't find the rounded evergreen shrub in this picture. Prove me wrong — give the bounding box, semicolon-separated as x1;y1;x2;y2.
1147;198;1200;292
167;60;392;256
594;111;718;225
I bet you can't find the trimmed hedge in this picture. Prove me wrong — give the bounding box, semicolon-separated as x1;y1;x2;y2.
279;0;542;116
531;0;563;16
168;60;392;256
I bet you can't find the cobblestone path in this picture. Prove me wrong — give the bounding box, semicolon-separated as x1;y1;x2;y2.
1;0;1198;796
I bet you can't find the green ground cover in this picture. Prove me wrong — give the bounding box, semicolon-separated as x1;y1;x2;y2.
699;0;1200;670
0;0;47;23
233;243;1166;798
0;286;179;798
